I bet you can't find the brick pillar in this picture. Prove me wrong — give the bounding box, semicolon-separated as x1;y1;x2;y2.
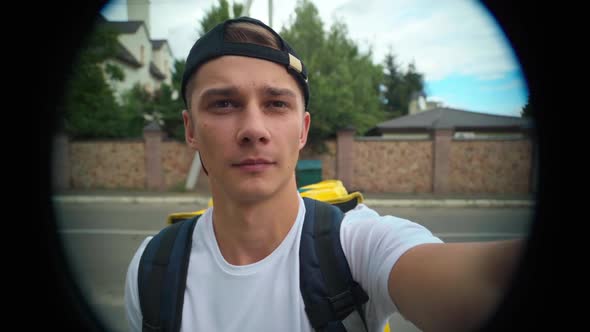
337;127;355;189
52;132;70;191
144;122;165;191
433;128;454;194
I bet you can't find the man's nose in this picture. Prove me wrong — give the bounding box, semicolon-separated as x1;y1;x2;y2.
235;105;271;145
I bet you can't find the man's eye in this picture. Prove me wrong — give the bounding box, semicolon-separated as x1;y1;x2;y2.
214;100;234;108
269;101;288;108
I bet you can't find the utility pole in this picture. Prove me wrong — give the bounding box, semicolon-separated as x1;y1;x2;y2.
268;0;273;28
241;0;254;16
239;0;273;29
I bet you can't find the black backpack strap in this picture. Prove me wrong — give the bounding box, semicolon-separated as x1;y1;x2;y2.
138;216;199;332
300;198;369;331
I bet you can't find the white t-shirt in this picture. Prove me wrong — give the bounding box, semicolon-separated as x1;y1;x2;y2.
124;196;443;332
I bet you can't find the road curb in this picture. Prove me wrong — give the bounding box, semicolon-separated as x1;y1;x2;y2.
52;195;535;208
52;196;211;205
362;199;534;208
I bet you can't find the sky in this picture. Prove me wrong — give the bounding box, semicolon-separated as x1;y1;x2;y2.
101;0;529;117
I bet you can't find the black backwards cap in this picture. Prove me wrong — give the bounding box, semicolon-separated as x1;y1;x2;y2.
181;16;309;110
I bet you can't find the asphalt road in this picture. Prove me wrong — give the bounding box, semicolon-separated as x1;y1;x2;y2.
52;201;533;332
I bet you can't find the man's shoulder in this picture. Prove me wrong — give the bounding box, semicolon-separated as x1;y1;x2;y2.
341;203;422;231
342;203;383;223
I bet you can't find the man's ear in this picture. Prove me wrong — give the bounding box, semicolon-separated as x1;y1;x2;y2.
183;110;199;150
299;111;311;149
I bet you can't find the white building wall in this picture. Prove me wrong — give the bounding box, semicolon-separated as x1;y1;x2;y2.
162;43;173;86
111;25;158;95
118;25;151;68
152;43;173;86
152;48;162;71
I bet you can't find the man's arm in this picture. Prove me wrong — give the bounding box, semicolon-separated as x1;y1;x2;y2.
388;239;524;332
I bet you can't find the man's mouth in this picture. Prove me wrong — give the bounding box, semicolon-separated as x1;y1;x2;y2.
232;158;276;172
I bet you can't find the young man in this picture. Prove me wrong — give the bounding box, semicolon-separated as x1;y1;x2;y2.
125;17;524;332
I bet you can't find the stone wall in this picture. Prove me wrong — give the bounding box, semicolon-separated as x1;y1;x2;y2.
301;135;532;194
449;140;533;193
70;140;145;189
352;139;433;193
161;140;197;189
68;139;200;190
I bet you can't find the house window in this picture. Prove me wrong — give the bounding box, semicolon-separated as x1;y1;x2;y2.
140;45;145;64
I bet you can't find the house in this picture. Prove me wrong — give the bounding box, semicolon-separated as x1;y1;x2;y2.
97;0;174;99
370;107;533;140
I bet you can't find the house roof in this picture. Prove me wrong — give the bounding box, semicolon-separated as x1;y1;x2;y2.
97;13;151;40
150;62;166;80
101;20;145;35
375;107;533;132
114;43;142;68
151;40;167;50
96;15;145;67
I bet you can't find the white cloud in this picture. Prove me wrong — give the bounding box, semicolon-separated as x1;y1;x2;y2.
149;0;214;59
319;0;520;81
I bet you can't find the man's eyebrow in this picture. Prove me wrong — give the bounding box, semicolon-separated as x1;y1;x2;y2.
199;85;297;99
263;86;297;98
200;86;239;98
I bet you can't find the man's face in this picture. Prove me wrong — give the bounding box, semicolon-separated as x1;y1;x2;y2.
183;55;310;203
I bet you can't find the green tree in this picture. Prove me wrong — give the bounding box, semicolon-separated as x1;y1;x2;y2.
280;0;324;68
171;59;186;93
159;59;188;140
199;0;244;35
382;51;405;117
118;84;157;138
153;83;185;141
58;20;135;138
281;0;385;149
382;50;425;118
403;61;425;110
120;80;186;141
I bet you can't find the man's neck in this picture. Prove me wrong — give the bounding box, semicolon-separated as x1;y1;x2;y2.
210;182;301;266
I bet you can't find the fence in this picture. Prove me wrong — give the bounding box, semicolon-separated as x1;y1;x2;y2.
301;129;535;194
53;126;535;194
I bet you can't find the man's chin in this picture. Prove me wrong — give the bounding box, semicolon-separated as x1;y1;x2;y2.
229;178;286;203
230;188;274;204
212;171;295;204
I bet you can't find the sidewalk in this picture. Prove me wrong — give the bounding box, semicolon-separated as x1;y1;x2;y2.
52;189;536;208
